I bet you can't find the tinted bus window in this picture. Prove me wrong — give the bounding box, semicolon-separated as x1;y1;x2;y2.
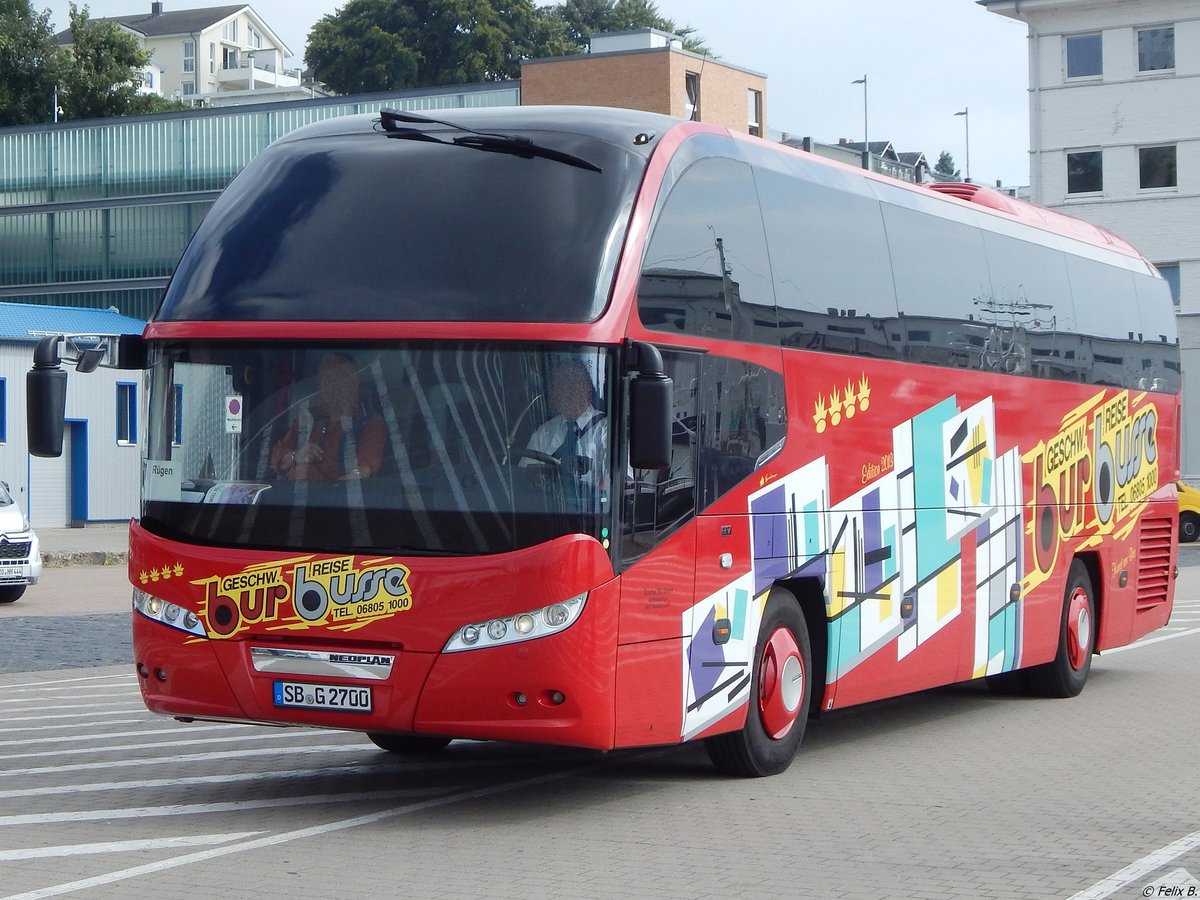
1135;272;1181;390
158;131;644;323
879;202;992;370
982;232;1081;381
756;165;900;359
639;157;778;344
1065;255;1144;387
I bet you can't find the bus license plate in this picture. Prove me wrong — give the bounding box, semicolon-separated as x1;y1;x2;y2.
273;681;372;713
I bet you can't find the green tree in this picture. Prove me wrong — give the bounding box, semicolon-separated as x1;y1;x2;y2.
934;150;961;181
0;0;68;126
554;0;707;55
306;0;540;95
58;3;160;120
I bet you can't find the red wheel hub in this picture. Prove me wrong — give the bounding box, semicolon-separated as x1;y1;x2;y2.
1066;587;1092;671
758;627;805;740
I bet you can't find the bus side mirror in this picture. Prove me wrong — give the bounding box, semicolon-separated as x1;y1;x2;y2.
626;340;671;470
27;335;67;458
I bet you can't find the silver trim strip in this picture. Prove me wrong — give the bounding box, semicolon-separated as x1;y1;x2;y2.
249;646;395;681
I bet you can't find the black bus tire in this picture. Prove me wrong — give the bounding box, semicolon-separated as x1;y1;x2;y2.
706;592;811;777
1028;559;1095;698
367;733;452;755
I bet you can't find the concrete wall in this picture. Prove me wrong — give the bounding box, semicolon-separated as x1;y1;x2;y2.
988;0;1200;478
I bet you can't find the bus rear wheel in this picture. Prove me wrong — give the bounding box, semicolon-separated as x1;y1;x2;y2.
706;593;811;777
1028;559;1094;698
367;732;452;755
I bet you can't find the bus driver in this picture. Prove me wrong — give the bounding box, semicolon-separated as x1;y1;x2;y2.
521;359;608;510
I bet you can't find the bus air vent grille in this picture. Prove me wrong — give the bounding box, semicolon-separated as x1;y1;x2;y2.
1135;516;1173;611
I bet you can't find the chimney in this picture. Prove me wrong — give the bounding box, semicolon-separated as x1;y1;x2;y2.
151;2;163;15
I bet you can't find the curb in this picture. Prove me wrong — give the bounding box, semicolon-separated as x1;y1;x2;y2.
42;551;129;569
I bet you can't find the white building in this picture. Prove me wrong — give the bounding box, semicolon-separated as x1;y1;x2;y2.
982;0;1200;479
57;3;318;108
0;303;145;528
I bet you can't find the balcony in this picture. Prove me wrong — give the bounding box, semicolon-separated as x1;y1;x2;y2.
216;58;303;91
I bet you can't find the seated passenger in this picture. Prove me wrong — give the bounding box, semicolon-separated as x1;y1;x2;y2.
271;353;384;481
522;359;608;508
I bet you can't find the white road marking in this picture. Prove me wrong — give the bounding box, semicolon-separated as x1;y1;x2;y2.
0;718;156;735
1104;626;1200;654
1;709;159;725
0;674;135;691
0;698;140;709
0;762;425;800
0;753;658;900
0;786;461;826
0;727;323;763
0;833;262;862
0;724;244;748
0;743;372;778
1067;829;1200;899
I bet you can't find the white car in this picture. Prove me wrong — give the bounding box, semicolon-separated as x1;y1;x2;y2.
0;481;41;603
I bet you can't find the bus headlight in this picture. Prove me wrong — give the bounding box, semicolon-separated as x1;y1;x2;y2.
133;588;208;638
443;592;587;653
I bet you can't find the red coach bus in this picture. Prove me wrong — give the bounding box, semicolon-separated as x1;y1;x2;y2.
29;106;1181;777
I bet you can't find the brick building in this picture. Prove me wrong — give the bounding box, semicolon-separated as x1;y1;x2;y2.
521;29;767;137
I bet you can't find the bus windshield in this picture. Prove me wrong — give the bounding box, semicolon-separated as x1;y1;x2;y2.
155;127;645;324
141;341;615;556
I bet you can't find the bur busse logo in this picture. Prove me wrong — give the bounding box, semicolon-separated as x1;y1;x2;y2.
194;556;412;638
1024;389;1159;589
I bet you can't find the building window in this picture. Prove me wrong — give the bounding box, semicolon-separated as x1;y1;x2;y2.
173;384;183;446
0;379;7;443
222;19;238;43
210;43;216;74
685;72;700;121
1066;149;1103;194
1138;26;1174;72
117;383;138;445
249;26;261;49
747;89;763;137
223;47;240;69
144;70;154;89
1139;145;1177;189
1157;264;1181;306
182;81;196;95
1066;33;1102;78
183;39;195;73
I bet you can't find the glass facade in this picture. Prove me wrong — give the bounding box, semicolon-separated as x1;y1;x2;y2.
0;84;520;321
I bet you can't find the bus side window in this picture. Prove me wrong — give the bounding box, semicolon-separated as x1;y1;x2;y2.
697;357;786;509
638;156;778;346
623;351;698;559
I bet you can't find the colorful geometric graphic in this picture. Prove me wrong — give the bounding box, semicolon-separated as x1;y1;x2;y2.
680;393;1026;736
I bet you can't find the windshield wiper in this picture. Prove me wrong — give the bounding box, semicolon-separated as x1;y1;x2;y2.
377;109;602;174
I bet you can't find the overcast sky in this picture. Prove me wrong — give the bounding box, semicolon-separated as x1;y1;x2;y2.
43;0;1034;187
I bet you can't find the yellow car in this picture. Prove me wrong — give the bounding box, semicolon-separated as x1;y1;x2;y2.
1180;481;1200;543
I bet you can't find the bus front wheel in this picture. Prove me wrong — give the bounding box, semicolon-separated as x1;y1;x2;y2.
705;593;811;777
367;732;452;755
1028;559;1095;698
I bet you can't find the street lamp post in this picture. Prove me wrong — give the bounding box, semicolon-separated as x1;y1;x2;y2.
955;107;970;182
852;75;869;170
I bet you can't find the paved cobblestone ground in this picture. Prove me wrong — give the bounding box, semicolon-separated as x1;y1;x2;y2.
0;613;131;673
